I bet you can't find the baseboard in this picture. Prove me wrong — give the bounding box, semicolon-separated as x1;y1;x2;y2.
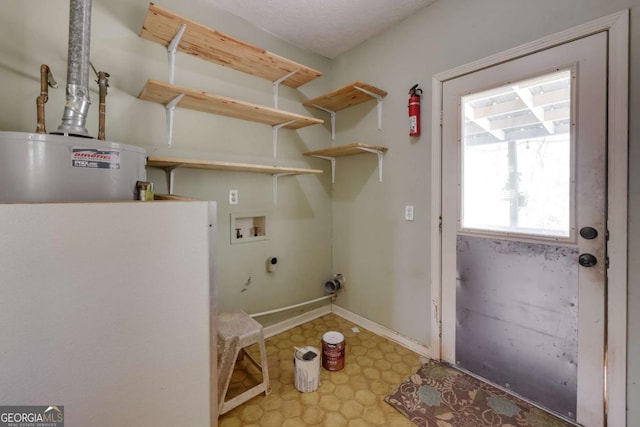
259;302;432;358
262;305;332;338
331;304;431;357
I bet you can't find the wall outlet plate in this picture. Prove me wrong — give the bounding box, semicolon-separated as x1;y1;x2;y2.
229;189;238;205
405;205;415;221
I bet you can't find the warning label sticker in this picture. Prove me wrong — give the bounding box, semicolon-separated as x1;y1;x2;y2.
72;148;120;169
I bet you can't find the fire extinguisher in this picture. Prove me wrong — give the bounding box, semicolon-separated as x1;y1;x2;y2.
408;84;422;136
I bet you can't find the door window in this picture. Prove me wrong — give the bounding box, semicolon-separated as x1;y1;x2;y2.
460;70;572;239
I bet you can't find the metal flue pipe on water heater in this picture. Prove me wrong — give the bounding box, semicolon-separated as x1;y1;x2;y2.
53;0;93;137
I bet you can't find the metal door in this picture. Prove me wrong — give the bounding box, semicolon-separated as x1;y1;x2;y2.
441;32;607;426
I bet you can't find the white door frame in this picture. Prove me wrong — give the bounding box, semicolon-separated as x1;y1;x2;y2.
429;10;628;426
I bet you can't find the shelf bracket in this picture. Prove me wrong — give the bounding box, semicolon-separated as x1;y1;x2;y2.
354;86;383;130
273;69;299;109
165;93;185;147
358;146;385;182
272;120;297;159
162;165;181;195
167;23;187;84
272;173;294;205
311;105;336;140
311;155;336;184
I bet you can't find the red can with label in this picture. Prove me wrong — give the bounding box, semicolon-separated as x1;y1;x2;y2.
322;331;345;371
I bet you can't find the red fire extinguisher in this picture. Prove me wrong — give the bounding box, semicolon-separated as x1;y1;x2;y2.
408;84;422;136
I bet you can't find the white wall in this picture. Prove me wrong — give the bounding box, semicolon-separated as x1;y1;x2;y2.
0;0;334;323
0;202;212;426
327;0;640;423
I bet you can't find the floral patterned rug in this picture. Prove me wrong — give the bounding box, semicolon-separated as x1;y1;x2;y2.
385;360;574;427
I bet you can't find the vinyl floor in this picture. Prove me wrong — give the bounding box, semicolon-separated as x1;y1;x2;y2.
218;313;422;427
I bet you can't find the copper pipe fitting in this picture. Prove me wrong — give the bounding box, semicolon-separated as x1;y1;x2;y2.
36;64;58;134
96;70;109;140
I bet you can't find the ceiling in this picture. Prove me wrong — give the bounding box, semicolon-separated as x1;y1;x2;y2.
204;0;438;59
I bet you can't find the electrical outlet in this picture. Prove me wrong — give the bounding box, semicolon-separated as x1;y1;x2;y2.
405;205;414;221
229;189;238;205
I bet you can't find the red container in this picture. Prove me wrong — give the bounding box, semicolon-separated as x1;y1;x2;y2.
322;331;345;371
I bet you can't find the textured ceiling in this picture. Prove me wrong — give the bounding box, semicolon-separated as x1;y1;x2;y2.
205;0;437;58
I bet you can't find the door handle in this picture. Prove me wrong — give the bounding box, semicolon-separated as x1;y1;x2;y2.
578;253;597;267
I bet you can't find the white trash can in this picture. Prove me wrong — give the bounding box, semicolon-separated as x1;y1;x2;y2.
294;346;321;393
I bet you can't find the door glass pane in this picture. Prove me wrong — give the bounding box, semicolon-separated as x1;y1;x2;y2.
460;70;572;238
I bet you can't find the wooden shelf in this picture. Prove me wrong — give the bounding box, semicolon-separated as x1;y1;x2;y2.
303;82;387;139
303;82;387;111
140;2;322;88
139;80;323;129
137;3;325;204
153;193;200;201
147;156;322;204
147;156;323;175
303;143;388;158
303;143;388;183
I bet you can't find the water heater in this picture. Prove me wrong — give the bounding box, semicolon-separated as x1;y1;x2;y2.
0;132;146;202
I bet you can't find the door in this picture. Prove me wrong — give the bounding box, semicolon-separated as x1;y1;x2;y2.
441;32;607;426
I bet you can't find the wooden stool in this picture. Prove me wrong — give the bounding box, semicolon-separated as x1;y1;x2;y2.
217;310;270;415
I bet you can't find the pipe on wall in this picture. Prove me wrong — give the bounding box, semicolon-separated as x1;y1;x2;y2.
249;295;335;318
96;69;109;140
35;64;57;134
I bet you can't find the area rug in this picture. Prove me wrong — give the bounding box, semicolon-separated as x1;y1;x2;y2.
385;360;574;427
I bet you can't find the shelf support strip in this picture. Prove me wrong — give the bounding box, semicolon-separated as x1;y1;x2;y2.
354;86;384;130
272;69;300;109
311;105;336;140
272;120;297;158
165;93;185;147
311;155;336;183
358;147;385;182
167;24;187;84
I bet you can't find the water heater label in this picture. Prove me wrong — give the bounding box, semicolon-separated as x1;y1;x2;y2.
71;148;120;169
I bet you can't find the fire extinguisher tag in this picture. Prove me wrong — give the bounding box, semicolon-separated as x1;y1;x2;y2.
409;116;418;133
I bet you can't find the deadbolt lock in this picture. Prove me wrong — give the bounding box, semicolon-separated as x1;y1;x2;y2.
579;227;598;240
578;253;597;267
